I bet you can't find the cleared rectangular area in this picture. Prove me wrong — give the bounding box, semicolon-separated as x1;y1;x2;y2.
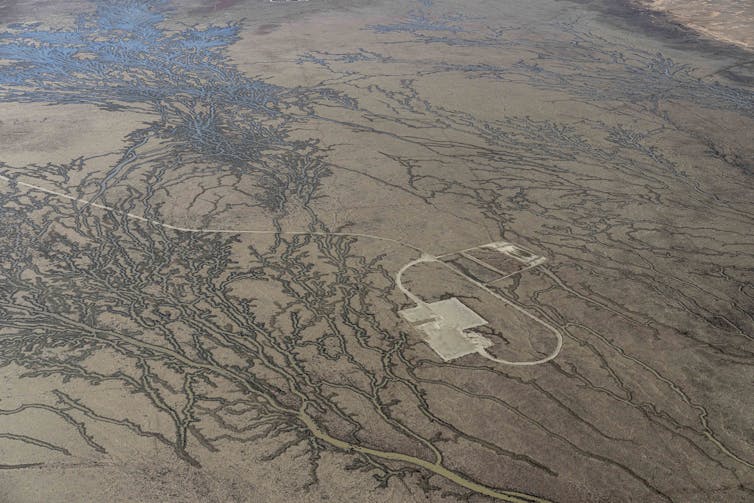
399;298;492;361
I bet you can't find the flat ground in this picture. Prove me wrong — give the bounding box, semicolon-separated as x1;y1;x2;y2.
0;1;752;502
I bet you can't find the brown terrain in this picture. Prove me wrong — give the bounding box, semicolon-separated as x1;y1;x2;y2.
639;0;754;48
0;0;752;502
